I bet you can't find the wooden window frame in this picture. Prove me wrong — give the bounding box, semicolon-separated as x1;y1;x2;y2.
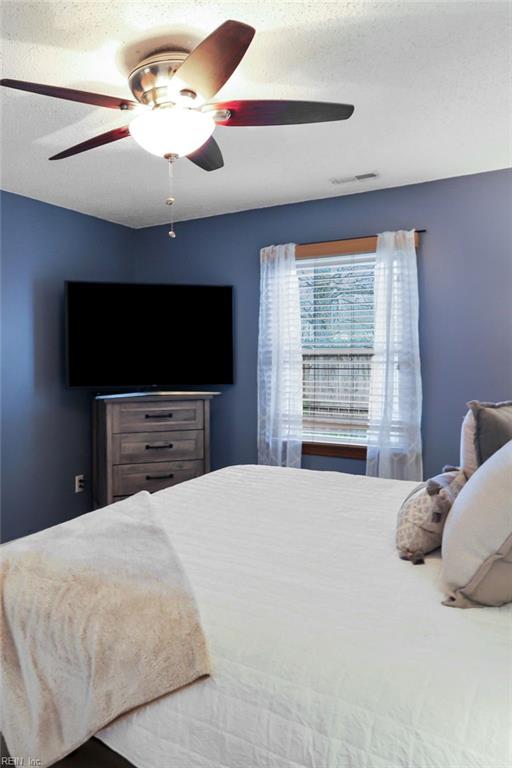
297;231;422;460
302;442;367;460
296;232;421;260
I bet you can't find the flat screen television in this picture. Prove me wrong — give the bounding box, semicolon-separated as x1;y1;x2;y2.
65;281;234;387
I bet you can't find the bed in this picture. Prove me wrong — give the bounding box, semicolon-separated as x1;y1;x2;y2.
90;465;511;768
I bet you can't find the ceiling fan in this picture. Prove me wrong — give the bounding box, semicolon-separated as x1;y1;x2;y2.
0;20;354;172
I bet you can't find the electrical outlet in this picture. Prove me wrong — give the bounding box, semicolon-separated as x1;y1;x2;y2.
74;474;85;493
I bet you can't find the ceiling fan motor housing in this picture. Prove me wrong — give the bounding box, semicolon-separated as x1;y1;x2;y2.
128;52;193;107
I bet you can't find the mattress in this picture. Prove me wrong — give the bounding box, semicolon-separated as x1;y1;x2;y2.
97;465;512;768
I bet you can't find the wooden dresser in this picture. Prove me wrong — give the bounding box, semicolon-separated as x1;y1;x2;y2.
93;392;219;508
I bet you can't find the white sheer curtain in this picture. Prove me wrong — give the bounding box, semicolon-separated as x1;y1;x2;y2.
257;244;303;467
366;230;423;481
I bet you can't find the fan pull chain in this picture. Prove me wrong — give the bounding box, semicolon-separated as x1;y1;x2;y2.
166;154;177;239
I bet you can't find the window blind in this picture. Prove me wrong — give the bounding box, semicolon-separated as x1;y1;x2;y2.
297;253;376;446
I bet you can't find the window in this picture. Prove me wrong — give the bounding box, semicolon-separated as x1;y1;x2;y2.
296;250;376;448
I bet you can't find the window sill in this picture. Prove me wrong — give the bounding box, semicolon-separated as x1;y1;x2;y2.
302;442;367;460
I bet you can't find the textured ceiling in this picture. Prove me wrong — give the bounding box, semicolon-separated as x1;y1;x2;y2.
0;1;511;228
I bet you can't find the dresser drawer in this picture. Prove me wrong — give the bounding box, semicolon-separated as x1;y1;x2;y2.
112;400;203;433
112;430;204;464
113;460;204;495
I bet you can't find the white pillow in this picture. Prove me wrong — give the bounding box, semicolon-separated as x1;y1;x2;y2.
442;440;512;608
460;409;478;477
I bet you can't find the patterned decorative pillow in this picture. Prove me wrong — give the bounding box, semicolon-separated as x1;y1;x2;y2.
396;468;467;563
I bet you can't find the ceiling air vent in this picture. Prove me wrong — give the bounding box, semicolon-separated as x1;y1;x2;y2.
330;172;378;185
355;172;378;181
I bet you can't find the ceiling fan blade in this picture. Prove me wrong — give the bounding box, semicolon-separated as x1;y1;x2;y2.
187;136;224;171
0;79;137;111
207;100;355;126
176;20;255;101
49;126;131;160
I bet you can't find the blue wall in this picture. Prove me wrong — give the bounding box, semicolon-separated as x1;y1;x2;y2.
130;168;512;480
1;192;133;541
2;170;511;541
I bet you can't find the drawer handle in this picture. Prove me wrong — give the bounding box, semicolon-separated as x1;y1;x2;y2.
146;473;174;480
145;413;173;419
145;443;174;450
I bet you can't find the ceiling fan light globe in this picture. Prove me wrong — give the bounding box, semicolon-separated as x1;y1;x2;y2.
129;107;215;158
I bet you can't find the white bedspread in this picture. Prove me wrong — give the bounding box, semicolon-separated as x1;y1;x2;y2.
97;465;512;768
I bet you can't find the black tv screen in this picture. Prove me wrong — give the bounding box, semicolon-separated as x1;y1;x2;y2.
65;281;234;387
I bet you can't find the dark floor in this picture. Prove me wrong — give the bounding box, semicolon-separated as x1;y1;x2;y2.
1;734;135;767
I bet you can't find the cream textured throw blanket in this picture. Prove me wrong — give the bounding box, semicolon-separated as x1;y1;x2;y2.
0;492;210;767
